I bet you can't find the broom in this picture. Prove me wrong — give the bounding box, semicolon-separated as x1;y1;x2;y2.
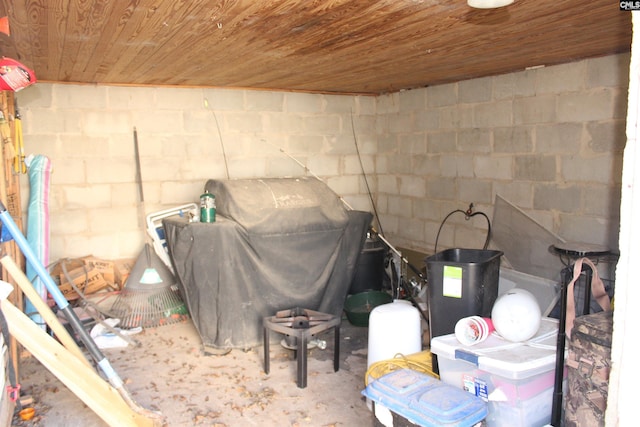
110;243;188;328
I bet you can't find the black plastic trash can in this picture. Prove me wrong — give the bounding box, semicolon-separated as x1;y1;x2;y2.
425;248;503;339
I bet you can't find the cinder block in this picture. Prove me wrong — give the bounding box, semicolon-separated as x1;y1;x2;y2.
50;210;89;234
326;175;361;196
55;84;108;109
285;92;322;113
376;92;400;114
160;181;203;204
27;108;72;133
388;112;414;133
227;157;267;179
202;88;245;111
514;155;556;181
86;158;132;184
474;156;513;180
536;123;583;153
89;207;138;233
427;83;457;107
458;178;492;204
387;154;414;174
396;218;425;241
557;90;615;122
398;133;426;155
49;158;86;184
557;214;613;249
155;87;202;110
440;155;474;178
427;177;456;200
130;110;178;134
533;184;581;212
474;100;512;127
355;95;376;115
536;61;586;94
587;53;630;88
387;195;413;217
303;115;341;134
493;182;533;208
107;86;155;110
344;154;374;175
324;94;355;113
427;131;457;153
494;126;534;153
459;76;492;103
458;128;491;153
307;155;340;176
414;110;439;131
412;154;439;176
586;121;626;153
583;184;621;217
399;88;426;111
399;176;426;197
561;153;621;184
262;112;304;137
63;184;112;209
267;156;308;177
493;71;536;99
245;90;284;112
377;174;399;194
513;95;556;124
224;111;263;133
17;83;53;107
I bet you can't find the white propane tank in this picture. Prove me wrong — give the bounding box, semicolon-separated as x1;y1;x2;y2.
367;300;422;368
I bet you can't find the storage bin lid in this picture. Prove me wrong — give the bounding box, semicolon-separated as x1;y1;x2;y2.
362;369;487;427
431;317;559;380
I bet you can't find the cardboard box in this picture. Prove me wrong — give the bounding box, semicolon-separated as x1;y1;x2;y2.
82;256;115;284
114;258;136;288
57;266;109;300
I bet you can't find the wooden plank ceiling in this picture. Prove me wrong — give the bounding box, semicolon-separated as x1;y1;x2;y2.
0;0;632;95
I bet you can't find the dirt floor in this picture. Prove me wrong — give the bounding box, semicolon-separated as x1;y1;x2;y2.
11;313;384;427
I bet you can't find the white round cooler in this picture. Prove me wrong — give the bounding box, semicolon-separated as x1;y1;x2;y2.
367;300;422;368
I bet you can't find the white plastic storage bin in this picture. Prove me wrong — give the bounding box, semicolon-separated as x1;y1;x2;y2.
431;317;561;427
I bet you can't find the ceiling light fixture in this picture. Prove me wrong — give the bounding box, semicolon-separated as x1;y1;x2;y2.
468;0;514;8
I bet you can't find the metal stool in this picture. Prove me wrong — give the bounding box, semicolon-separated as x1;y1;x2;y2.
263;307;340;388
549;242;616;426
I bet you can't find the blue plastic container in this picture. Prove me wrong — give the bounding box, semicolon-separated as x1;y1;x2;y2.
362;368;487;427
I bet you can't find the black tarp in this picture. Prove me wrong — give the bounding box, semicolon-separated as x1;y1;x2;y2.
163;177;373;350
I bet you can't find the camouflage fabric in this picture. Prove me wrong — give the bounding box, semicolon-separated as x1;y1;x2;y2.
564;310;613;427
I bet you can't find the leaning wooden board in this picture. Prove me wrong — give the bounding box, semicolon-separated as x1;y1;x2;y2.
564;310;613;427
0;90;25;383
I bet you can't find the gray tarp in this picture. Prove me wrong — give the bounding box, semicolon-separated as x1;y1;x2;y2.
163;177;373;350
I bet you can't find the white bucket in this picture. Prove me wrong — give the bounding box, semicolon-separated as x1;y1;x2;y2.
367;300;422;368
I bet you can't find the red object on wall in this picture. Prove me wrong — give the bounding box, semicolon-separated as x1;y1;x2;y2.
0;57;36;92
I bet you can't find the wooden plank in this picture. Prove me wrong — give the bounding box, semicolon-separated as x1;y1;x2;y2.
0;90;24;385
0;296;164;427
0;0;632;94
0;255;91;368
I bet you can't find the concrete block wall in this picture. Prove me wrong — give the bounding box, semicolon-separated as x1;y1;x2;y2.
17;85;377;260
377;53;629;257
15;53;629;264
